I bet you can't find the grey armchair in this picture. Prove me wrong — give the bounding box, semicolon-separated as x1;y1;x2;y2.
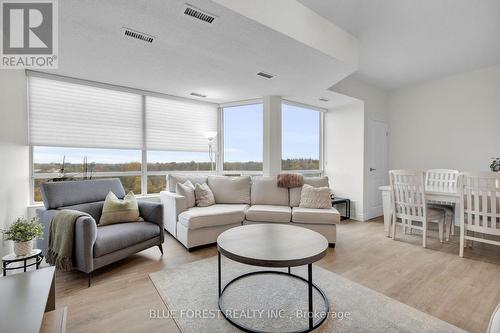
36;179;164;286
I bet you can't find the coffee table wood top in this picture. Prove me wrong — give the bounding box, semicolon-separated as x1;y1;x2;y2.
217;224;329;268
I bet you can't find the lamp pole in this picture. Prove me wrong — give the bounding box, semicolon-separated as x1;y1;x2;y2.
208;137;215;173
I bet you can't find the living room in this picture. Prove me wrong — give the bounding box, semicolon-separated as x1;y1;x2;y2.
0;1;499;332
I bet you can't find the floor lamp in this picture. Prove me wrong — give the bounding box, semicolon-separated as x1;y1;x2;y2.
205;131;217;173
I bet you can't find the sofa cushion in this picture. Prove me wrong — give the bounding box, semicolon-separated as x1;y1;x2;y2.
194;183;215;207
94;222;160;257
168;174;208;192
299;184;332;209
178;204;248;230
41;178;125;209
176;180;196;208
290;177;330;207
207;176;251;204
291;207;340;225
59;201;104;222
246;205;291;223
251;176;289;206
99;191;143;225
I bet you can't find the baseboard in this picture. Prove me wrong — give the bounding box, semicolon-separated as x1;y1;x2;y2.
364;208;383;221
353;212;365;221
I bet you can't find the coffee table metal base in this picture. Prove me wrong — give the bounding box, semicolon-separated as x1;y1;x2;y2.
217;252;329;333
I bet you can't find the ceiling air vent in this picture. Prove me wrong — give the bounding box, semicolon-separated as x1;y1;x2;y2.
123;28;155;43
257;72;275;79
319;98;329;102
183;4;217;24
190;92;207;98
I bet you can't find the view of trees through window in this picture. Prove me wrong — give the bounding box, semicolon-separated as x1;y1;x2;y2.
146;151;211;193
32;147;216;201
33;147;142;202
223;104;264;170
282;104;320;170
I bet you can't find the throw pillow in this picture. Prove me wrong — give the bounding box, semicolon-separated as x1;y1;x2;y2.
194;183;215;207
99;191;143;225
277;173;304;188
176;180;196;208
299;184;332;209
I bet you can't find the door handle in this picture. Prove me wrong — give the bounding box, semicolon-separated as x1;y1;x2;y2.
370;167;376;171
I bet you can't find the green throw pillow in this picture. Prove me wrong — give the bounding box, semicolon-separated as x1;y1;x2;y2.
99;191;143;225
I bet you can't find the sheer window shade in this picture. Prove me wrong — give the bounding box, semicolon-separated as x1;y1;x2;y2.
146;96;217;152
29;77;143;149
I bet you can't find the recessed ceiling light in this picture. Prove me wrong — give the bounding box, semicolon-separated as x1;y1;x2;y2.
190;92;207;98
257;71;275;79
319;98;329;102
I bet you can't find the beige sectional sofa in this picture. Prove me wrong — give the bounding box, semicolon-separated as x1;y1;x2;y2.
160;175;340;250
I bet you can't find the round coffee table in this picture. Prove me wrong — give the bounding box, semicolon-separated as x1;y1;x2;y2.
217;224;329;333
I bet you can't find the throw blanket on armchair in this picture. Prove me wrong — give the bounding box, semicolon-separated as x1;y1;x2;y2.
46;209;90;271
277;173;304;188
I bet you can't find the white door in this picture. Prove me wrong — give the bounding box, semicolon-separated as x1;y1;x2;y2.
366;120;389;220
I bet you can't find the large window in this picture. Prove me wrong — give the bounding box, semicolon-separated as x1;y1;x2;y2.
28;74;324;202
223;104;263;172
282;103;321;171
29;74;218;202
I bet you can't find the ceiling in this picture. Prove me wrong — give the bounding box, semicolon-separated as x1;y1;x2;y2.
40;0;358;108
299;0;500;90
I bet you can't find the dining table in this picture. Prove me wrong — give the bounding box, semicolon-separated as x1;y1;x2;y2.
379;185;461;237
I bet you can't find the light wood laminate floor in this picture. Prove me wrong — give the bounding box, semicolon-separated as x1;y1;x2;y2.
54;218;500;333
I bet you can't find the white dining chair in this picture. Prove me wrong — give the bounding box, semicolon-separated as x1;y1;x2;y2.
425;169;459;193
390;170;447;247
425;169;459;240
459;172;500;257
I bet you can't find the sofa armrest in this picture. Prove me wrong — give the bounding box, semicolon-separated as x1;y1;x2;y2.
160;191;187;237
37;208;97;272
138;201;164;243
73;216;98;273
36;208;58;255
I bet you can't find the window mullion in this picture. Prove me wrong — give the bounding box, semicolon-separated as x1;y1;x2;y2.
141;95;147;195
217;107;224;175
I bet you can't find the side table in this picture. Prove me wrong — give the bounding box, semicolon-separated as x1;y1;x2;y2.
331;197;351;220
2;249;44;276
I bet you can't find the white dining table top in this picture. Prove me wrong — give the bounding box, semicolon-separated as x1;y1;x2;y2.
379;185;460;198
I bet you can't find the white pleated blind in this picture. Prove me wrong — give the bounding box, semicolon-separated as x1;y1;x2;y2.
146;96;218;151
29;77;143;149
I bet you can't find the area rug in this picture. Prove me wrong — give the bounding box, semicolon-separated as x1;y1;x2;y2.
149;257;468;333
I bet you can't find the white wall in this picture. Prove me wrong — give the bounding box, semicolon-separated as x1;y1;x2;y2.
0;71;30;256
324;102;365;220
389;64;500;171
330;76;389;123
330;77;389;220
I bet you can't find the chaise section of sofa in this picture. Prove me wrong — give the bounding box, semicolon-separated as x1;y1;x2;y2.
160;174;340;250
288;176;340;246
160;175;250;249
